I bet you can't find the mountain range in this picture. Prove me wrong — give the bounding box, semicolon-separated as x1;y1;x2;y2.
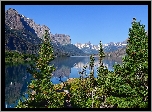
75;40;127;57
5;8;135;57
5;8;85;56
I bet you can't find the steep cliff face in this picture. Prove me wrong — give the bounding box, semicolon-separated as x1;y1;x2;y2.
5;8;24;30
5;8;42;55
51;34;71;45
5;8;84;56
5;24;41;54
5;8;71;45
5;8;51;38
20;16;51;39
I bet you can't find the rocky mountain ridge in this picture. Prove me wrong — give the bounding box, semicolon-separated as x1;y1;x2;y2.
75;40;127;55
74;29;148;57
5;8;85;56
5;8;72;45
51;34;71;45
5;8;148;57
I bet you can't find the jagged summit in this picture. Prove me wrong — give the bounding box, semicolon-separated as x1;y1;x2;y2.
5;8;71;44
5;8;85;56
6;8;18;13
5;8;50;38
75;40;127;55
5;8;24;30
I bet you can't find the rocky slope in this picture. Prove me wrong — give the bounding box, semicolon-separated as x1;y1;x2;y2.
103;40;127;52
5;8;148;57
5;8;51;39
106;30;148;57
5;24;41;54
51;34;71;45
105;47;126;57
5;8;85;56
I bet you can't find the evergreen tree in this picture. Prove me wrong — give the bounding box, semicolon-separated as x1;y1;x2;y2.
89;55;96;88
104;18;148;108
99;41;105;64
96;41;109;107
16;30;64;108
97;40;108;87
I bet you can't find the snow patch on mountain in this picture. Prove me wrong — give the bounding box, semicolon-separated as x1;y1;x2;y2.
74;40;127;54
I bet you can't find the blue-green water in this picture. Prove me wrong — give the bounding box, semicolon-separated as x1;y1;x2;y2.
5;56;122;108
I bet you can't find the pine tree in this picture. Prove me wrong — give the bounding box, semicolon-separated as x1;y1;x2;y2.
16;30;64;108
122;18;148;107
106;18;148;108
95;41;109;107
89;55;96;88
99;41;105;64
97;41;108;87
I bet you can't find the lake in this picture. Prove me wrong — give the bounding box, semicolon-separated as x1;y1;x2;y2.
5;56;122;108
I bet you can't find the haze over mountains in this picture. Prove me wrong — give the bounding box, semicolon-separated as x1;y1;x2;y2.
5;8;131;57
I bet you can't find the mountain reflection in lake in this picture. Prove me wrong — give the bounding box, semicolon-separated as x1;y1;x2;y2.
5;64;31;108
5;56;122;108
51;56;122;84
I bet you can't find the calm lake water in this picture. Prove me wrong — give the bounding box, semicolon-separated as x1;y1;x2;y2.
5;56;122;108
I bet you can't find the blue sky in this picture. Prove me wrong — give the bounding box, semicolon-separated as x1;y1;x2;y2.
5;5;148;45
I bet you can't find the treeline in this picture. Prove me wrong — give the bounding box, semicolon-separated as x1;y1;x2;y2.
5;50;36;65
16;18;148;108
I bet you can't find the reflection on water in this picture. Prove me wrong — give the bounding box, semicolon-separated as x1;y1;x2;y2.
5;56;122;108
5;64;32;107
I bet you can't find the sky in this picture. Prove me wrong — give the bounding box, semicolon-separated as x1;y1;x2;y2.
5;5;148;45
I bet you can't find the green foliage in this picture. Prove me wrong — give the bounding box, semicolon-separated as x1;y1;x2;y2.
16;30;64;108
97;41;108;88
99;41;105;62
67;50;104;108
97;18;148;108
16;18;148;108
5;50;35;64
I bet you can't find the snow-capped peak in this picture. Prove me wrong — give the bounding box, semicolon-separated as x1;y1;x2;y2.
74;40;127;54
